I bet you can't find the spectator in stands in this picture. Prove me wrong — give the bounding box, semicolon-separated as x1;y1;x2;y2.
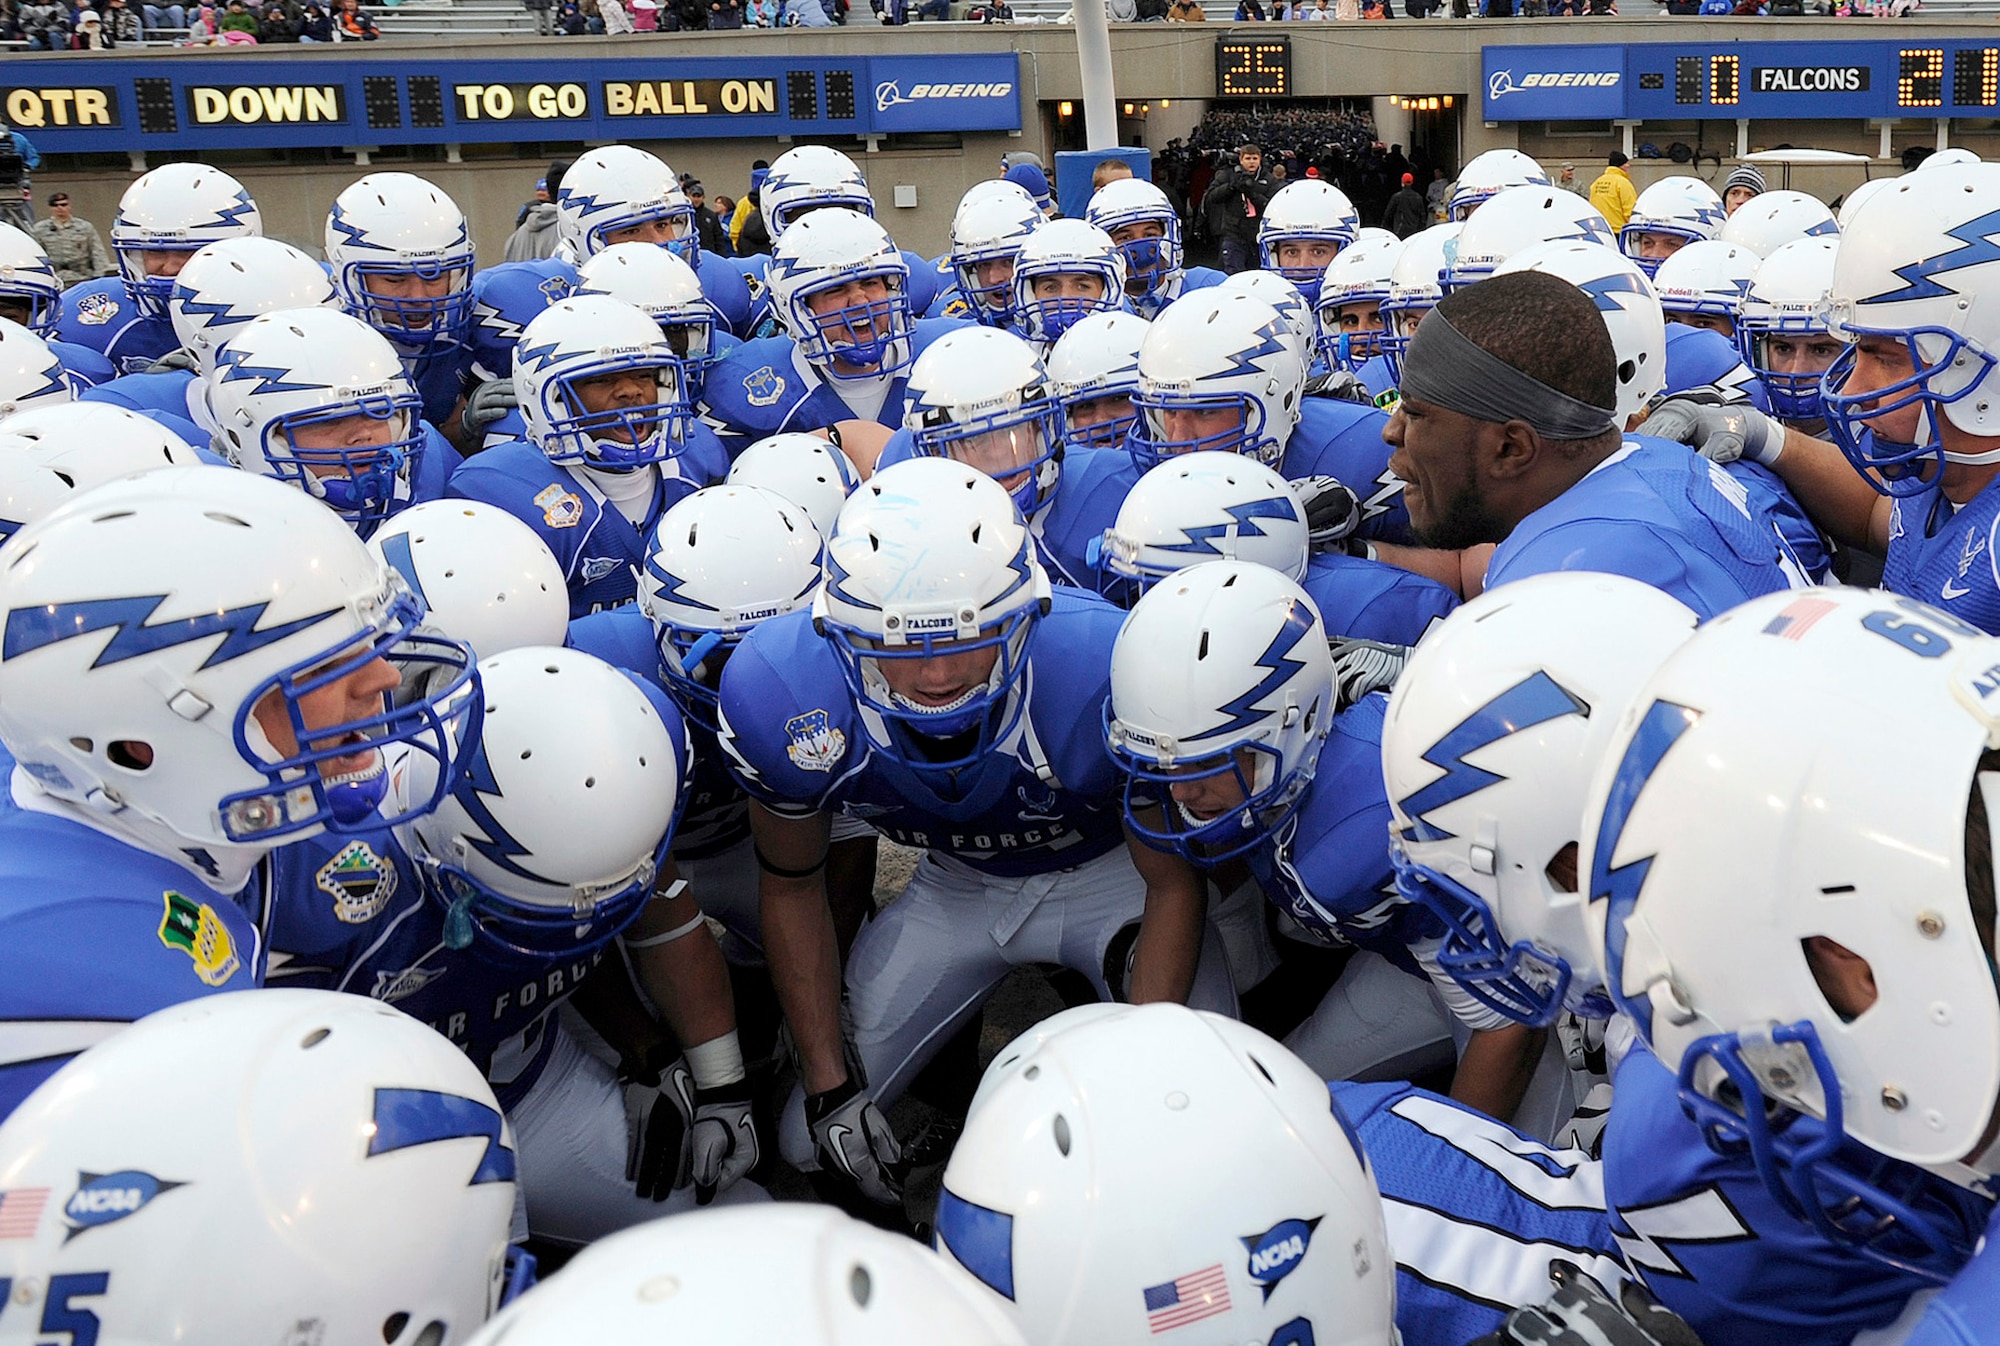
333;0;376;36
554;0;584;28
1234;0;1266;14
913;0;948;20
786;0;835;25
297;0;329;34
68;1;103;45
19;0;66;46
1722;164;1765;215
1590;151;1635;230
1383;171;1427;236
1108;0;1136;17
140;0;183;30
523;0;553;35
103;0;145;42
215;0;256;29
1168;0;1205;16
707;0;742;28
258;2;296;37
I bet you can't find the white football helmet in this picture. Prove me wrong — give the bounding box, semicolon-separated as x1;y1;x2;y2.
0;223;62;335
811;458;1052;775
169;236;340;376
465;1205;1028;1346
1449;149;1551;220
1583;586;2000;1278
1214;269;1315;363
1736;237;1842;422
110;163;262;320
1446;184;1617;291
1130;290;1304;470
767;208;915;378
1045;309;1150;452
0;467;479;847
367;500;570;666
576;242;724;387
404;645;687;956
1012;220;1127;346
904;326;1063;519
555;145;699;267
1619;176;1727;277
949;187;1045;329
1652;239;1757;333
513;293;692;467
1917;147;1982;172
1094;452;1308;606
640;483;823;733
1315;231;1403;370
0;317;76;418
1383;573;1697;1028
1717;189;1839;259
0;402;202;540
1823;165;2000;492
0;989;517;1346
1104;560;1332;862
1378;222;1462;387
1258;180;1361;306
762;145;876;239
937;1004;1396;1346
1086;177;1187;318
326;172;478;355
208;307;427;537
1495;239;1667;426
1835;176;1897;232
725;431;860;539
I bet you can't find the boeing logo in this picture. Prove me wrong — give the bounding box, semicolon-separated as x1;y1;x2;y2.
1487;68;1621;100
874;79;1015;112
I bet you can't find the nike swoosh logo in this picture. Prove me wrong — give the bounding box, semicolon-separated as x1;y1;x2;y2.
1943;579;1971;601
823;1122;858;1175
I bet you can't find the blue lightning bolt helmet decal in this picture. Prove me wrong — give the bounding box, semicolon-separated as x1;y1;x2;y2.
3;594;341;669
368;1087;517;1185
1398;671;1590;842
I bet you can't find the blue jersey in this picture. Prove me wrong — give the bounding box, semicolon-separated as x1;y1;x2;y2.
54;277;178;376
50;338;115;389
717;593;1130;877
468;258;580;382
1885;480;2000;634
1281;399;1410;544
402;344;472;429
76;369;208;448
1352;353;1397;398
565;606;750;860
448;436;725;617
1302;552;1458;645
262;823;604;1109
1727;459;1831;584
1247;693;1431;964
0;803;265;1118
1602;1043;1975;1345
698;319;967;452
1333;1080;1627;1346
1484;438;1802;618
924;285;979;322
728;249;936;335
1908;1205;2000;1346
1663;321;1771;412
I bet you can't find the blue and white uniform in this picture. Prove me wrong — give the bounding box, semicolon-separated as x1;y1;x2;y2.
53;277;178;376
1332;1080;1626;1346
1883;480;2000;634
446;431;729;617
1483;437;1806;617
698;318;966;453
1907;1205;2000;1346
1283;399;1411;544
716;593;1235;1155
1663;321;1770;411
1602;1043;1980;1346
0;781;265;1118
1301;552;1459;646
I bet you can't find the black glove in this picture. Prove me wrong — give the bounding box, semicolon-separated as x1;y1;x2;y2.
620;1050;695;1202
1468;1260;1705;1346
1329;636;1412;710
688;1077;760;1205
805;1077;905;1208
1302;368;1375;405
1289;474;1364;550
461;378;521;438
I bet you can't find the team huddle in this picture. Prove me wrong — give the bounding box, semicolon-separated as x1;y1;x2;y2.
0;134;1995;1345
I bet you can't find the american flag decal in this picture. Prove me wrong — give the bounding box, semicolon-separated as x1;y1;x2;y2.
1143;1264;1232;1334
1761;597;1839;642
0;1187;49;1240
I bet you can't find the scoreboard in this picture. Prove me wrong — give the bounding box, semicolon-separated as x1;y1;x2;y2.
1483;40;2000;121
1216;36;1293;99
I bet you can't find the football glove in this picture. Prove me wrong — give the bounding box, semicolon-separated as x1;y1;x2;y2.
621;1051;696;1202
1329;636;1412;710
1643;396;1784;468
1470;1259;1705;1346
1290;474;1365;550
461;377;521;438
806;1077;905;1209
688;1078;761;1205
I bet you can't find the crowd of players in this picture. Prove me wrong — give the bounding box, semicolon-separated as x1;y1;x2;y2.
0;135;1996;1344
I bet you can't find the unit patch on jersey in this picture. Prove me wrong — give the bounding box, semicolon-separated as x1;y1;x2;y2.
157;891;242;987
317;839;398;925
744;365;786;408
784;708;847;772
1242;1216;1321;1301
372;962;444;1004
580;555;623;584
74;291;119;326
63;1170;185;1243
533;483;584;529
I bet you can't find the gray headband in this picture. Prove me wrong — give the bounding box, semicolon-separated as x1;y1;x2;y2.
1398;309;1619;440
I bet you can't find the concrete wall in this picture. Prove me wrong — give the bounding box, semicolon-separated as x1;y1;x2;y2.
26;17;2000;257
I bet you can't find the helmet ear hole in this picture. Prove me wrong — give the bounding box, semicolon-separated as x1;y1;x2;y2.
1052;1113;1072;1156
107;739;153;771
1246;1053;1276;1086
849;1264;874;1307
